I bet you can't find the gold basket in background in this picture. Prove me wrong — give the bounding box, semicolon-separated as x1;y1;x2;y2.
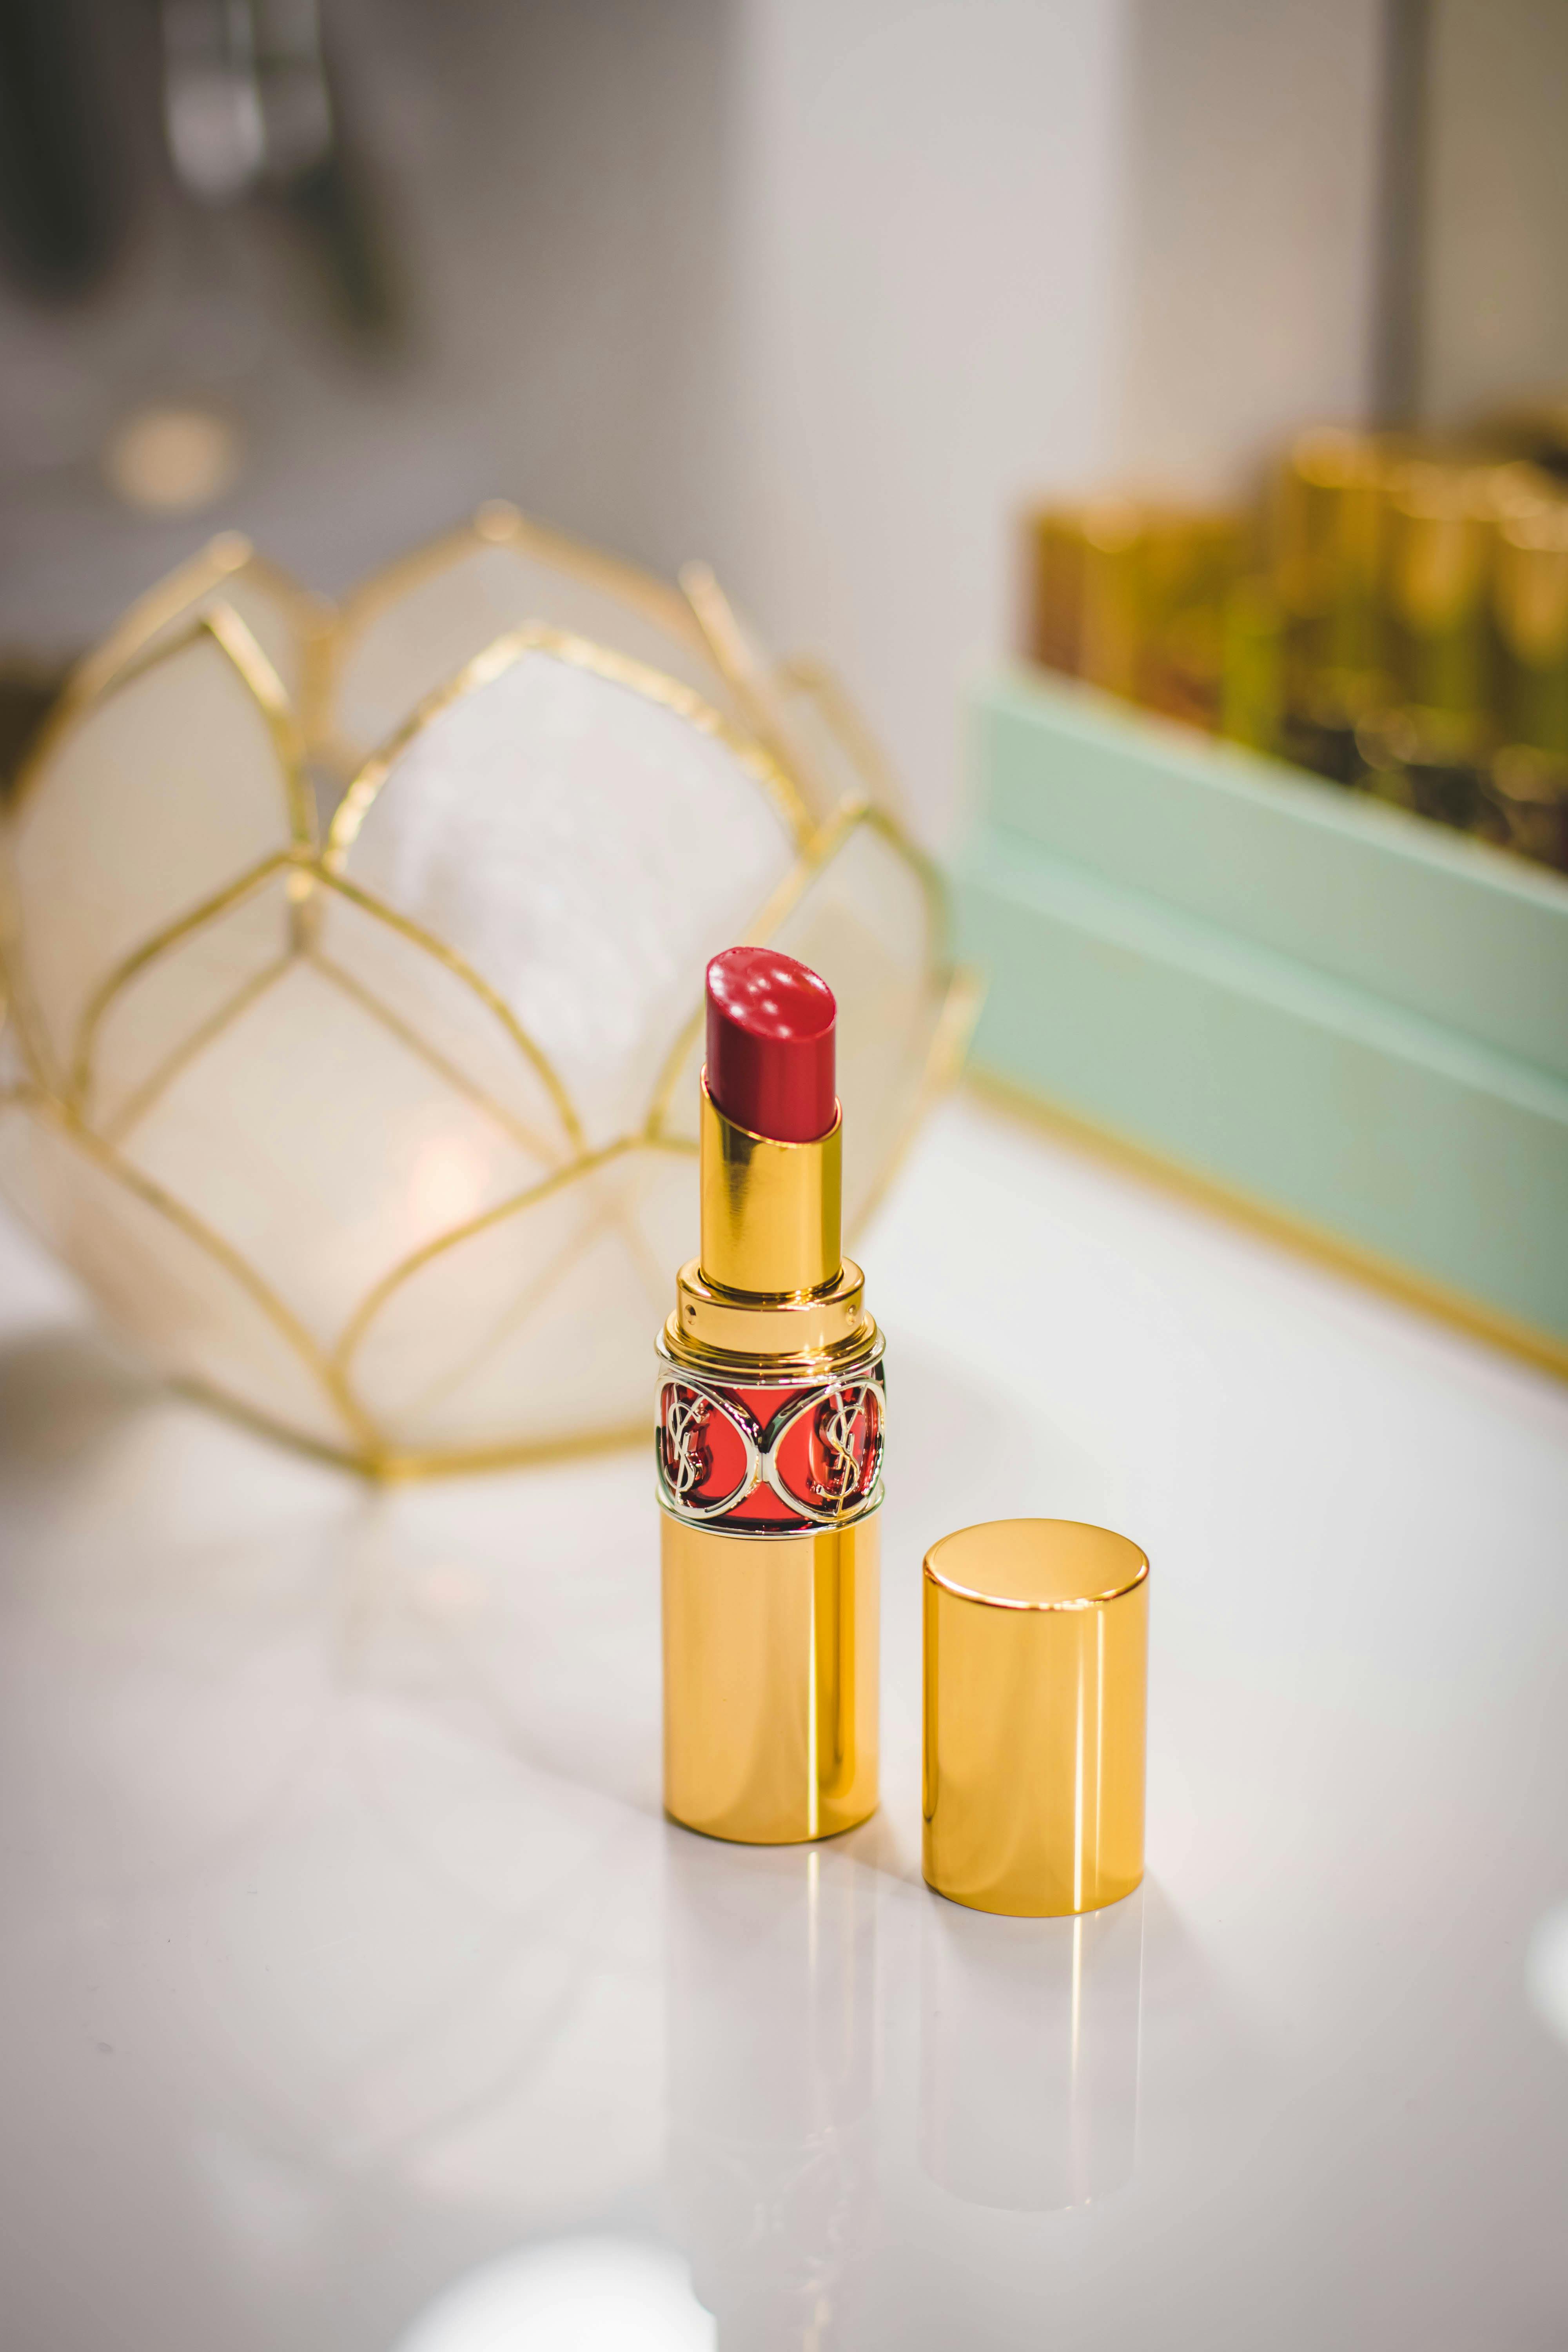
0;505;976;1475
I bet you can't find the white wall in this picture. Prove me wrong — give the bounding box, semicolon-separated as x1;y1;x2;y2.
1423;0;1568;424
684;0;1131;846
1112;0;1384;499
1;0;1392;849
685;0;1388;842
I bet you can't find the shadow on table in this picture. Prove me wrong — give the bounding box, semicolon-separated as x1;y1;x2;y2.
0;1324;156;1474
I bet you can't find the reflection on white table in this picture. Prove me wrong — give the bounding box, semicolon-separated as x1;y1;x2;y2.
395;2238;714;2351
0;1092;1564;2350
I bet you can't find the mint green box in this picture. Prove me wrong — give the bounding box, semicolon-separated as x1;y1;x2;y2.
957;668;1568;1370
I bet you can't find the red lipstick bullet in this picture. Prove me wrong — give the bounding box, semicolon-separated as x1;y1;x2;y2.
705;945;837;1145
656;947;884;1843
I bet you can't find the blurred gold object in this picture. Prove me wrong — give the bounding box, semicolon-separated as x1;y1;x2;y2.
1466;397;1568;474
1384;461;1494;724
0;663;70;799
0;512;976;1476
103;404;244;515
922;1519;1148;1918
1486;745;1568;871
1077;499;1145;701
1029;501;1242;728
1137;510;1244;728
1495;500;1568;760
1029;506;1091;677
1218;578;1285;754
1273;427;1393;685
1025;500;1142;693
1023;412;1568;873
661;1513;879;1842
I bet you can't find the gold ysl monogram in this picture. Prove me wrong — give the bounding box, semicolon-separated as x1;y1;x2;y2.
811;1383;869;1510
663;1388;712;1503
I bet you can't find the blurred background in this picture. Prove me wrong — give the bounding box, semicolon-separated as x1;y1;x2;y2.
0;15;1566;2348
3;0;1565;849
2;0;1566;1405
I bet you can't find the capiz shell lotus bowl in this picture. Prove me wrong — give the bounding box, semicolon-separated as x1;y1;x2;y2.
0;508;976;1475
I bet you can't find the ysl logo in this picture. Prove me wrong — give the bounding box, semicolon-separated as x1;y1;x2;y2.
810;1384;872;1510
655;1357;883;1528
662;1387;713;1504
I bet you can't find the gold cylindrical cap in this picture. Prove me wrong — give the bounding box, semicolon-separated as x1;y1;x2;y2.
922;1519;1148;1918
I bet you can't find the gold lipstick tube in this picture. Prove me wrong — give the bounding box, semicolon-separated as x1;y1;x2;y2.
656;1079;882;1844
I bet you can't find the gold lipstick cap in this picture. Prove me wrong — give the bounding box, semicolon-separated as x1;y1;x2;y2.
922;1519;1148;1918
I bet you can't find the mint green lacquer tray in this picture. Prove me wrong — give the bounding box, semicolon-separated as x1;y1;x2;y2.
957;668;1568;1373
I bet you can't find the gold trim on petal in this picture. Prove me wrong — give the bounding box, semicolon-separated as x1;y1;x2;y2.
366;1178;631;1433
174;1375;648;1482
305;944;566;1163
11;1087;377;1452
862;799;953;959
14;539;320;808
198;603;317;850
329;1134;644;1385
849;963;985;1239
470;502;715;651
330;499;714;711
100;951;295;1147
69;851;294;1112
641;998;707;1147
0;510;967;1478
679;561;791;755
310;862;583;1152
18;535;254;795
0;845;59;1096
329;1132;693;1459
681;567;910;825
776;652;909;822
17;603;314;846
16;604;316;1110
327;620;813;867
325;628;527;861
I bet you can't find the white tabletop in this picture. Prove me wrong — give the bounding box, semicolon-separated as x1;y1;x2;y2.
2;1089;1565;2351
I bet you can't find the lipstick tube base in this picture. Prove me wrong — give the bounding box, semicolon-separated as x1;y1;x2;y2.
661;1511;879;1844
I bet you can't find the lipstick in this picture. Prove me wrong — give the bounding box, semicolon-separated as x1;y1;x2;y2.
656;946;884;1844
704;944;837;1143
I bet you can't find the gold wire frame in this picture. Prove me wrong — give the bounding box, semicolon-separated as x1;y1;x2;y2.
0;508;978;1477
13;535;330;808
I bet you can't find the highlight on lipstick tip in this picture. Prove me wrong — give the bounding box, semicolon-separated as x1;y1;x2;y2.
704;944;837;1144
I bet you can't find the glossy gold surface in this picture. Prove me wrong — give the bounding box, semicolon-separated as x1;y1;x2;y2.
698;1079;841;1298
661;1511;878;1844
1496;503;1568;668
670;1255;869;1366
1385;463;1492;716
923;1519;1147;1918
1274;427;1391;672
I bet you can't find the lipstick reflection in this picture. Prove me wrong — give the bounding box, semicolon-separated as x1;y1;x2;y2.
665;1835;876;2348
919;1886;1143;2212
